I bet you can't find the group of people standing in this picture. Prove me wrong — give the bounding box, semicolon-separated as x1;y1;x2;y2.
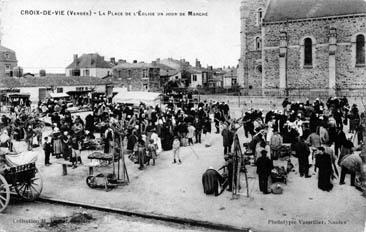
244;96;364;193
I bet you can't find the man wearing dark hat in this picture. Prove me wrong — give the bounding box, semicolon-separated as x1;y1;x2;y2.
256;150;273;194
292;136;311;177
219;153;235;192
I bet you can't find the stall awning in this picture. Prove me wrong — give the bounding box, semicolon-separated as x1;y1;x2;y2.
112;91;162;106
7;93;31;98
67;90;92;95
49;92;69;98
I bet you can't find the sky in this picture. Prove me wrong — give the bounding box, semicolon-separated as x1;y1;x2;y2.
0;0;242;73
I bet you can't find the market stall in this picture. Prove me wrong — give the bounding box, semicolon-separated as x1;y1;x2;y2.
112;91;162;106
0;92;30;106
48;92;70;101
66;90;92;106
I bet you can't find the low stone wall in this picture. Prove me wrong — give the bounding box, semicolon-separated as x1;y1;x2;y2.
195;94;366;118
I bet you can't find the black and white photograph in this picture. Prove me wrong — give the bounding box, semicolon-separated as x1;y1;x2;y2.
0;0;365;231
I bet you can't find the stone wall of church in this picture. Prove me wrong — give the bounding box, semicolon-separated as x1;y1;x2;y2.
246;51;263;95
239;0;268;95
261;16;366;96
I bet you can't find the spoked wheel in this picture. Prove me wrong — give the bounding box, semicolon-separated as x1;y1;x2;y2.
86;176;96;188
0;174;10;213
14;168;43;201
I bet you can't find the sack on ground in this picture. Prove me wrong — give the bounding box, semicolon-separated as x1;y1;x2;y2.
271;183;283;194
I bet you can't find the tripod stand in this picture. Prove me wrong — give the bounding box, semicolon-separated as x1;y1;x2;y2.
231;129;249;199
115;132;129;185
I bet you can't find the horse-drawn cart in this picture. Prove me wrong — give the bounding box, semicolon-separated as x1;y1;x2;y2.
0;151;43;213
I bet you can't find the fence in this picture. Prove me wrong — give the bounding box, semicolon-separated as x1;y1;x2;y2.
240;87;366;99
195;88;366;117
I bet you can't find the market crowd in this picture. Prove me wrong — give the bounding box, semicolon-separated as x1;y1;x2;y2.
239;96;364;193
0;93;363;195
0;94;231;171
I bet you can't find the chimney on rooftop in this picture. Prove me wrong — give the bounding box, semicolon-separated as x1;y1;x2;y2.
73;54;78;61
133;60;137;63
195;59;201;68
39;69;46;77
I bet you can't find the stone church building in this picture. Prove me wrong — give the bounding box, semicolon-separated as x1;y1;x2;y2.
238;0;366;97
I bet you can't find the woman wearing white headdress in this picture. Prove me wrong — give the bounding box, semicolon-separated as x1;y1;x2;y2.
295;114;303;137
266;118;274;143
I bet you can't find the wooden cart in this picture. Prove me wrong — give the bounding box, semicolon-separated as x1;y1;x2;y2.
0;153;43;213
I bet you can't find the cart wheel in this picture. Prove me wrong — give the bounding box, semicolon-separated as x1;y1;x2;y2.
86;176;95;188
14;168;43;201
0;174;10;213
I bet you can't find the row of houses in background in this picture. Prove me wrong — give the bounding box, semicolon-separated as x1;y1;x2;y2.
0;44;114;104
0;75;113;104
64;53;239;93
0;42;239;102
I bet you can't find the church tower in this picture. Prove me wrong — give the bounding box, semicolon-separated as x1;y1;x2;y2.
238;0;268;95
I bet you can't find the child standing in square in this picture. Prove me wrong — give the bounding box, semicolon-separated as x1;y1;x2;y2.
147;139;157;166
43;137;53;166
172;136;181;164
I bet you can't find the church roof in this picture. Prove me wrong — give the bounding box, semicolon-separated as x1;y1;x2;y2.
263;0;366;23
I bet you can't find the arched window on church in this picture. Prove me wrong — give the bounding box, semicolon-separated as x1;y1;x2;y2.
257;8;263;25
356;34;365;65
304;38;313;66
255;37;262;50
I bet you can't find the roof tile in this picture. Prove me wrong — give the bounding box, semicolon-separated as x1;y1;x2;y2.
0;75;111;88
263;0;366;22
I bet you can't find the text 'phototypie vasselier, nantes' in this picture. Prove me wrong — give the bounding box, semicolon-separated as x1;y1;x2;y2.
19;10;208;17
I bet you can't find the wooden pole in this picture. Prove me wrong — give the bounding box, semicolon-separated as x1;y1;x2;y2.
121;132;129;183
117;136;121;180
231;124;249;198
120;135;125;181
112;141;115;177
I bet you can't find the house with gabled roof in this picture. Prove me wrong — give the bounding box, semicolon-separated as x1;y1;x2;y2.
66;53;113;78
111;60;160;92
0;42;18;77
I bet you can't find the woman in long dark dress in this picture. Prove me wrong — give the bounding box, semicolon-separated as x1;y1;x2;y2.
61;132;71;160
52;128;63;158
161;124;173;151
315;147;333;191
